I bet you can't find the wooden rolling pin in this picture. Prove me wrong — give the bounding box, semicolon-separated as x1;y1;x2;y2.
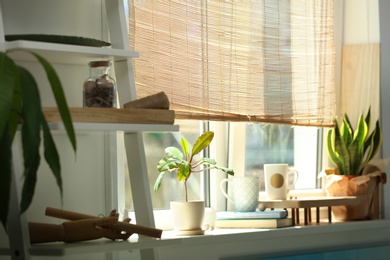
123;91;170;109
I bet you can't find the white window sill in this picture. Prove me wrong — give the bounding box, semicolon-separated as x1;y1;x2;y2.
157;219;390;259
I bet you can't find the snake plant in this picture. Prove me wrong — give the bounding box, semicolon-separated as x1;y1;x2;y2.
0;51;76;228
326;108;382;175
155;131;234;201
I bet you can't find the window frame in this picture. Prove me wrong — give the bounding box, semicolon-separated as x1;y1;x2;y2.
208;121;327;213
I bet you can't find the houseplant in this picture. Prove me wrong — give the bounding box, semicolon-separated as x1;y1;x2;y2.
325;108;385;220
0;51;76;228
155;131;234;234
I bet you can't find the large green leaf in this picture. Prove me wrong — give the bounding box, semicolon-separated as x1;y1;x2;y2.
192;131;214;156
41;118;62;201
181;137;189;159
18;67;42;213
201;158;217;166
352;114;368;152
364;107;372;133
30;52;76;152
0;53;16;138
8;71;21;140
340;117;353;146
333;121;350;174
157;157;180;172
347;141;363;174
213;165;235;175
0;123;12;228
165;146;183;160
177;161;190;181
361;120;382;173
326;127;344;171
153;172;166;192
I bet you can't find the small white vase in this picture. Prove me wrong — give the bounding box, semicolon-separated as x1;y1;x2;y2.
170;200;205;236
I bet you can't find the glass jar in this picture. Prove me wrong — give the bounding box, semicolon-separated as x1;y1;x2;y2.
83;60;116;108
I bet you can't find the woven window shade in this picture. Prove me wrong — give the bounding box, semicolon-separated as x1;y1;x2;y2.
128;0;336;127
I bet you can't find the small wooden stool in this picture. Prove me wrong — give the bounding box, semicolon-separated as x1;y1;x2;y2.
259;196;359;225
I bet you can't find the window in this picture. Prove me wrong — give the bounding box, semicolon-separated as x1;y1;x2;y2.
124;121;321;218
125;0;335;224
243;124;320;190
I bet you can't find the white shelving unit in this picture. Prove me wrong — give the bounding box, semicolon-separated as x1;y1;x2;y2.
0;1;179;259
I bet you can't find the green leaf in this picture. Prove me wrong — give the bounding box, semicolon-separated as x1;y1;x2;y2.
326;127;343;171
157;157;180;172
344;114;354;133
0;123;12;228
201;158;217;165
181;137;189;158
165;146;183;160
333;121;350;175
364;107;371;132
30;52;76;152
177;161;190;181
340;117;353;146
361;120;382;173
18;67;42;213
192;131;214;156
352;114;368;152
0;53;16;138
153;172;166;192
213;165;235;175
347;141;363;174
41;117;62;202
8;71;21;140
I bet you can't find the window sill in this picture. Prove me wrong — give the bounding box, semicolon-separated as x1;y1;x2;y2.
157;219;390;259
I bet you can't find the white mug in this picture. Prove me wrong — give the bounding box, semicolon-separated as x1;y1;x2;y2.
264;164;299;200
220;176;260;212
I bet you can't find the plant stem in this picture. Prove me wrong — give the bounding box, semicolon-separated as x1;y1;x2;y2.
184;179;188;202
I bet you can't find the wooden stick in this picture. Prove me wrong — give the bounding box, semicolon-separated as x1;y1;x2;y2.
45;207;163;238
46;207;96;221
112;222;162;239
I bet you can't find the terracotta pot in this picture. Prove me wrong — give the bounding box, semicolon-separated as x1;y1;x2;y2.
170;200;205;235
325;175;379;221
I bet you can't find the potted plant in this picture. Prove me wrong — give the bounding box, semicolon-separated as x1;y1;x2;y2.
324;107;385;220
155;131;234;235
0;51;76;228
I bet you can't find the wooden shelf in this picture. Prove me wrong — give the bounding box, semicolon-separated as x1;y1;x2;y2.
48;122;179;133
3;40;139;64
43;107;175;125
42;107;178;133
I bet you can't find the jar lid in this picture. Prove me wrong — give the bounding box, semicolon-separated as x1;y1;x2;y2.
88;60;111;67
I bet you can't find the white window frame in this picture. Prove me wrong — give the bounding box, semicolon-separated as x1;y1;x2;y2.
208;122;328;213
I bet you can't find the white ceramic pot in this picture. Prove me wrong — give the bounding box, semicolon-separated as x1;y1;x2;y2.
170;200;205;235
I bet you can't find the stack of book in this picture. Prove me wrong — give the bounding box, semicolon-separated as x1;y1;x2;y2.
215;210;293;229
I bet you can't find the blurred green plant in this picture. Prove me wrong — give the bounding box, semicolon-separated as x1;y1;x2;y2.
260;124;293;163
0;51;76;228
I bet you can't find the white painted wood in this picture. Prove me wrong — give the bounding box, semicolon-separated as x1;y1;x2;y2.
5;40;139;65
123;133;159;260
7;154;31;260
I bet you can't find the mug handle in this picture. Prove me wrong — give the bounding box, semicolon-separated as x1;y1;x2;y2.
219;178;235;205
287;169;299;191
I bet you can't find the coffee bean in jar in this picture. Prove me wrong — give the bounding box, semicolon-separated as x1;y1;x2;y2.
83;60;117;108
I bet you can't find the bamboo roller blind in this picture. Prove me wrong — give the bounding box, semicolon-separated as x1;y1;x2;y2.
128;0;336;127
